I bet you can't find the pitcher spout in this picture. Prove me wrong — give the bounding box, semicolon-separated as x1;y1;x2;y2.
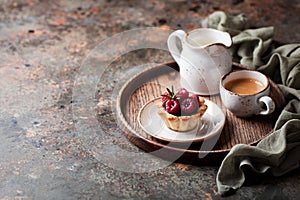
215;31;232;48
186;28;232;48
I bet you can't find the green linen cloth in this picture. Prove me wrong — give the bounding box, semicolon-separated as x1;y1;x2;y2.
202;11;300;196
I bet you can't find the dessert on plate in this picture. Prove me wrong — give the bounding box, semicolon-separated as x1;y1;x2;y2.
156;87;207;132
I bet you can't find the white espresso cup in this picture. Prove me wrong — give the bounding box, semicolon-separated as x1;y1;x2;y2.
220;70;275;117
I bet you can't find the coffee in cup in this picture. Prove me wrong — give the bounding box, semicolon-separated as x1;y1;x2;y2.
220;70;275;117
224;77;265;95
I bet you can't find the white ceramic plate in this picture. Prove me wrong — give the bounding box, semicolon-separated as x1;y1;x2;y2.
138;98;225;143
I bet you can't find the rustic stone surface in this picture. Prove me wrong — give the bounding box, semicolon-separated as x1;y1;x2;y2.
0;0;299;199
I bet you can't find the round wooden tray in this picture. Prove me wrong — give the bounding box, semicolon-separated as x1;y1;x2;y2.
116;61;286;165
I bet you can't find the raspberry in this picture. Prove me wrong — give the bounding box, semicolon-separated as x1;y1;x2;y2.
181;97;198;115
161;86;200;116
176;88;189;101
165;99;181;115
161;91;170;103
191;94;200;106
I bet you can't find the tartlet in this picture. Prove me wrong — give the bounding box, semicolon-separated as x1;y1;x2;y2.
156;87;208;132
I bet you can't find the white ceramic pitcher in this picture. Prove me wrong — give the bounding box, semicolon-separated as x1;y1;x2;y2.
167;28;232;95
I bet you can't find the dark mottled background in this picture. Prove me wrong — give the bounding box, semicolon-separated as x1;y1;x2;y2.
0;0;299;199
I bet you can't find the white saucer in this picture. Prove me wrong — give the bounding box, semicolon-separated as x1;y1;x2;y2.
138;98;225;143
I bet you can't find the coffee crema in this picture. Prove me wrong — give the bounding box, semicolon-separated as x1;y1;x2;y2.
224;77;265;95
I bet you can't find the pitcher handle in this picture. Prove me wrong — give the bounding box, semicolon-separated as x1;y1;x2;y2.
167;30;186;66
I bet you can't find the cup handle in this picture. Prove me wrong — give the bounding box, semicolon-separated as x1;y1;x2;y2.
167;30;186;66
258;96;276;115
